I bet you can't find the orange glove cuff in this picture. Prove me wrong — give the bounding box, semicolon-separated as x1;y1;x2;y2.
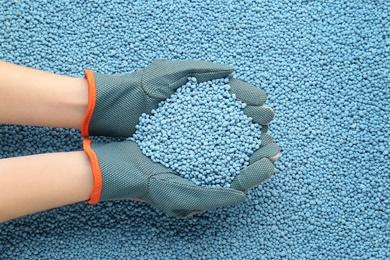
82;70;97;138
83;139;102;204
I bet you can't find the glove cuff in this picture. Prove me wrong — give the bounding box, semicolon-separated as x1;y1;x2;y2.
83;139;103;204
81;69;147;138
81;70;97;138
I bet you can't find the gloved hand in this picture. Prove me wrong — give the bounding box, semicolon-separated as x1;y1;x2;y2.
83;138;276;218
82;59;235;138
227;78;280;163
83;77;280;218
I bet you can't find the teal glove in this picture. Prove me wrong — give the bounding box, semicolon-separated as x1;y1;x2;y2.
82;59;234;138
228;78;280;163
83;139;276;218
82;60;280;217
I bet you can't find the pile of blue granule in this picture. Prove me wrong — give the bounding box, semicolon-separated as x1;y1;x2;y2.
1;0;389;259
132;77;262;188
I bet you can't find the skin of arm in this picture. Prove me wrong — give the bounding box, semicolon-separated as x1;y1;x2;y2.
0;61;93;223
0;151;93;223
0;60;88;129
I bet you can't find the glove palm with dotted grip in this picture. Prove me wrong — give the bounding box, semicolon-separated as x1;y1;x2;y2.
82;59;234;138
83;139;275;218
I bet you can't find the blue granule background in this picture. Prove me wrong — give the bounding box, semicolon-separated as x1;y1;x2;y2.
0;0;389;259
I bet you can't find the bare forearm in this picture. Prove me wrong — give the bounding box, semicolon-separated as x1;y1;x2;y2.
0;61;88;128
0;151;93;223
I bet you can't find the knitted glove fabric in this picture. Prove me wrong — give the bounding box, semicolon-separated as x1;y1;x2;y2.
84;140;246;218
83;139;276;218
228;78;280;163
82;59;234;138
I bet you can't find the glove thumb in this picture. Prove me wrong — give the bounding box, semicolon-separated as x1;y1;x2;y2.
148;173;246;218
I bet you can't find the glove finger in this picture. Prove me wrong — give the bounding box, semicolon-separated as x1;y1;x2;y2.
243;105;274;125
228;78;267;106
249;143;280;164
260;133;273;147
261;124;269;134
149;173;245;218
230;158;274;192
143;59;234;99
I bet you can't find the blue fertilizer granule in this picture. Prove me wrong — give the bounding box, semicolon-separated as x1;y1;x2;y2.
1;0;389;259
131;77;262;188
